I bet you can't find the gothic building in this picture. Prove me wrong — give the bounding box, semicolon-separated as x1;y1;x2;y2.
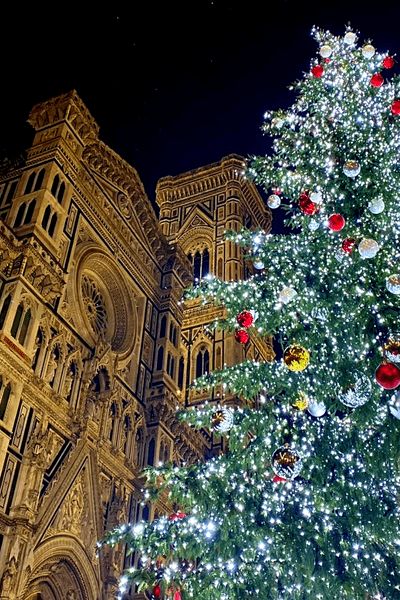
0;91;272;599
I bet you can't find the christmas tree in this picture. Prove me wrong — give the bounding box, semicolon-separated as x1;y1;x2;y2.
101;27;400;599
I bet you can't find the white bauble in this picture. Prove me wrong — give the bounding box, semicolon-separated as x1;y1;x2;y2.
344;31;357;46
389;391;400;420
343;160;361;178
253;259;265;270
386;274;400;295
362;44;375;58
278;286;297;305
308;219;320;231
320;44;333;58
308;400;326;417
358;238;380;259
211;407;234;433
368;198;385;214
310;191;323;204
271;445;303;481
267;194;281;209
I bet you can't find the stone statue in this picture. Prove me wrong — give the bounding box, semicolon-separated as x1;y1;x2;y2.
44;350;58;385
0;555;17;594
59;476;84;535
63;364;75;399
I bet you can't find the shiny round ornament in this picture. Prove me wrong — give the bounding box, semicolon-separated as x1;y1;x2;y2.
362;44;375;58
211;407;234;433
383;56;395;69
320;44;333;58
236;310;254;328
284;345;310;372
278;286;297;305
168;511;187;521
253;259;265;270
368;198;385;214
358;238;379;259
235;329;249;344
386;274;400;295
384;338;400;364
344;31;357;45
310;191;323;204
267;194;281;209
370;73;384;88
343;160;361;178
341;238;356;254
391;99;400;116
311;306;328;321
308;400;327;417
311;64;324;78
328;213;346;232
389;390;400;419
339;372;372;408
271;445;303;480
153;585;162;599
308;219;320;231
292;392;309;411
299;193;319;215
375;362;400;390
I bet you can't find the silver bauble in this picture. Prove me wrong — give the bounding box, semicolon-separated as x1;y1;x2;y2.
267;194;281;209
278;286;297;305
310;191;323;204
320;44;332;58
344;32;357;46
271;445;303;480
211;407;234;433
386;274;400;295
339;372;372;408
253;259;265;270
308;400;327;417
311;306;328;321
389;391;400;420
362;44;375;58
343;160;361;178
368;198;385;214
358;238;380;259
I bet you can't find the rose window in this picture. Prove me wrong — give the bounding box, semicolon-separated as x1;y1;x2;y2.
81;274;108;336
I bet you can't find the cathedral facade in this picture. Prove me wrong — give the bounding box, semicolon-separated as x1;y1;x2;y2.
0;91;272;599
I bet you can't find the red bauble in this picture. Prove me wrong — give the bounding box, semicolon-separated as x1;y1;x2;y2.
391;99;400;115
235;329;249;344
272;187;282;195
328;213;346;232
236;310;254;328
174;592;182;600
153;584;162;599
341;238;356;254
370;73;384;87
311;65;324;78
273;475;287;483
299;193;318;215
168;511;187;521
383;56;395;69
375;362;400;390
324;58;331;64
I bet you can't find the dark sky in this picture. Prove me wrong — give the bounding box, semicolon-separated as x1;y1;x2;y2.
1;1;400;220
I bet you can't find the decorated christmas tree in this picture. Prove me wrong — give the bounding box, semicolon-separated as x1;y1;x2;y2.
101;27;400;599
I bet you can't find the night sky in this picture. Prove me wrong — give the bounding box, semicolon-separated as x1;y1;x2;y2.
1;1;400;223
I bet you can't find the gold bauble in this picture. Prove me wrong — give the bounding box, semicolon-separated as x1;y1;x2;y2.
384;339;400;364
292;392;309;411
211;409;225;428
284;345;310;372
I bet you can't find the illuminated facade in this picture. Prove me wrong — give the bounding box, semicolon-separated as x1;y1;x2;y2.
0;91;271;599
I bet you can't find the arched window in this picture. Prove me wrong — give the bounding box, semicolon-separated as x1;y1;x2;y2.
156;346;164;371
48;213;57;237
202;248;209;278
14;203;26;227
34;168;45;191
23;199;36;225
41;205;51;230
10;304;24;338
169;322;174;342
168;356;175;379
193;251;201;280
196;347;210;378
135;426;144;467
216;346;222;369
147;438;155;466
0;380;11;421
24;172;36;195
18;308;31;345
51;174;60;197
0;295;11;329
109;403;117;442
123;415;131;454
142;505;150;521
58;181;66;203
159;315;167;338
178;356;185;389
